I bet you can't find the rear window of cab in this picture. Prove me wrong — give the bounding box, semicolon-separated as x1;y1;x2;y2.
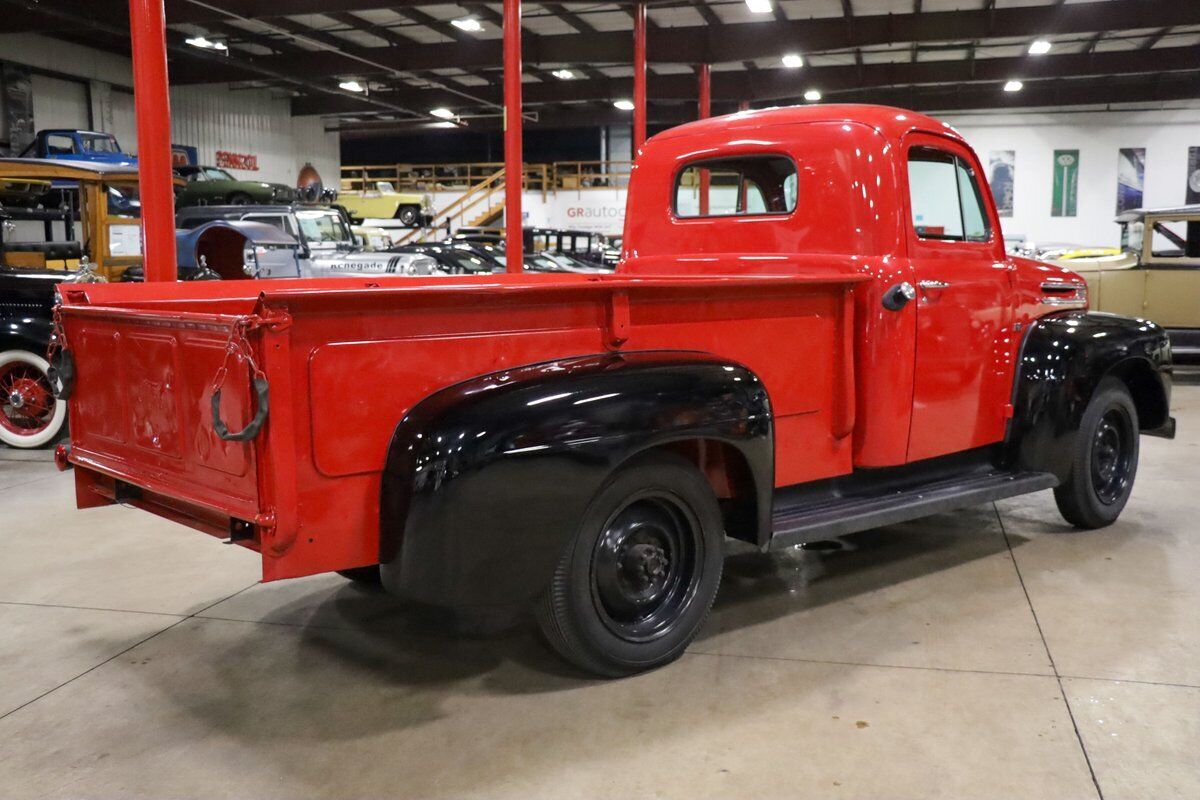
673;155;797;219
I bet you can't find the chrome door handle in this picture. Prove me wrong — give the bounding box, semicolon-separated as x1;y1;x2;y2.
918;280;951;290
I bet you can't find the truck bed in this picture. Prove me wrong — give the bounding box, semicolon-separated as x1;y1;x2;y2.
59;270;867;580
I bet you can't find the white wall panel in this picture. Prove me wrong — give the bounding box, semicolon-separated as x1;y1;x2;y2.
943;108;1200;249
29;74;89;131
1;33;339;188
164;84;340;187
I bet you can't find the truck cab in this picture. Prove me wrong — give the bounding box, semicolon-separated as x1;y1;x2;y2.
19;130;135;166
54;105;1173;678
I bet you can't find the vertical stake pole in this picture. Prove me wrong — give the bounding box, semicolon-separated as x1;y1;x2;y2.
632;3;647;152
128;0;177;281
503;0;523;273
697;63;711;215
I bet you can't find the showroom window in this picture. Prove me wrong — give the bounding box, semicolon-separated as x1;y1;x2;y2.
907;147;991;243
674;155;797;218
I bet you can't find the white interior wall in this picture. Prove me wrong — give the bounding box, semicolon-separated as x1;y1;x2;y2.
28;74;90;132
0;33;339;188
943;108;1200;249
168;85;340;188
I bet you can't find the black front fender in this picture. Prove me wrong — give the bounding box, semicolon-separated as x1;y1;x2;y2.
1008;311;1172;479
380;351;773;607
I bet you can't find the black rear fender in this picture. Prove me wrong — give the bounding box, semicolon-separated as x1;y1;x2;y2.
379;351;773;607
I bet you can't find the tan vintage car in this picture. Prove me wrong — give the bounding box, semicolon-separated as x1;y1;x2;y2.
1046;205;1200;363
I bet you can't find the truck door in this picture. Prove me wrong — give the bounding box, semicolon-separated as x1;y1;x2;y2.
903;136;1013;463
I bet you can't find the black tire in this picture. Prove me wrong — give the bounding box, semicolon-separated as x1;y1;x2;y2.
537;452;724;677
1054;377;1139;529
396;205;420;227
337;565;383;585
228;192;252;205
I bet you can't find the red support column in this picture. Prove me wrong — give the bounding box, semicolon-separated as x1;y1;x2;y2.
128;0;176;281
503;0;523;273
632;3;647;152
697;63;710;215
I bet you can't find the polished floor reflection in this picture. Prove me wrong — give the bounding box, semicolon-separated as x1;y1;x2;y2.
0;384;1196;799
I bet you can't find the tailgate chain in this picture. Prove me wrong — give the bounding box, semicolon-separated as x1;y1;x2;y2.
210;316;271;442
47;305;76;400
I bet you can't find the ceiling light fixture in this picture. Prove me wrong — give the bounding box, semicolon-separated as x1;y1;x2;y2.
745;0;772;13
782;53;803;68
451;18;483;32
339;80;365;93
613;99;635;111
1003;80;1024;92
551;69;575;80
430;107;456;119
1028;39;1052;55
185;36;227;51
803;89;821;102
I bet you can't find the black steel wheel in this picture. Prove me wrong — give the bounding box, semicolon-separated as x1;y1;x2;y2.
1054;377;1139;529
538;451;724;677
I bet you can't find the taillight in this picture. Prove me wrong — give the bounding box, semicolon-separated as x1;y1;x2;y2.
54;443;72;471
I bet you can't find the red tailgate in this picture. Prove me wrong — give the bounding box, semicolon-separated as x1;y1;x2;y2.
60;302;264;538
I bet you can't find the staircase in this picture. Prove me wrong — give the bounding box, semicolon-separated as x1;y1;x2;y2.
393;168;506;246
468;202;505;227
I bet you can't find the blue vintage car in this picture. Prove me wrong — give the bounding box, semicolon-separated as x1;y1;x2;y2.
19;130;136;166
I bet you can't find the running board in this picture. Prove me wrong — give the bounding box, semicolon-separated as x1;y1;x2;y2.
769;470;1058;550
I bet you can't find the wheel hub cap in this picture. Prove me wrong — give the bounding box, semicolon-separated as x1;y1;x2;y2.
621;542;669;592
590;493;703;643
0;366;53;434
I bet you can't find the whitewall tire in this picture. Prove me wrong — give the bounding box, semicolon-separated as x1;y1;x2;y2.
0;350;68;449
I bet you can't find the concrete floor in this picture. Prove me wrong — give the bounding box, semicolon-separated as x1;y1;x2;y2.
0;387;1196;800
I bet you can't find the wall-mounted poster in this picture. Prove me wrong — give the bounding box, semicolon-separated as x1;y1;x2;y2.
1051;149;1078;217
1116;147;1145;213
988;150;1015;217
1187;147;1200;204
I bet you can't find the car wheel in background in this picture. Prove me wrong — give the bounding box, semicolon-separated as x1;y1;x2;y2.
0;350;68;449
228;192;252;205
396;205;420;227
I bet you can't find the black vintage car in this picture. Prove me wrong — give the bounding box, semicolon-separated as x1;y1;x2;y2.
0;268;68;448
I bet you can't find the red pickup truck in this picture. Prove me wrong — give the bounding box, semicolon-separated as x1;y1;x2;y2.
54;106;1173;677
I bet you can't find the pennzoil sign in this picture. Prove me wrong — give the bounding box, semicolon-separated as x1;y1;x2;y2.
215;151;259;171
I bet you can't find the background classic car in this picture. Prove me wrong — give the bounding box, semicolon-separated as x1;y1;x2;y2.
0;158;182;280
337;181;432;227
18;129;135;166
1048;205;1200;363
174;165;297;207
175;204;437;277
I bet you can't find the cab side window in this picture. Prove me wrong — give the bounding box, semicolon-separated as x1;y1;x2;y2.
908;147;992;243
